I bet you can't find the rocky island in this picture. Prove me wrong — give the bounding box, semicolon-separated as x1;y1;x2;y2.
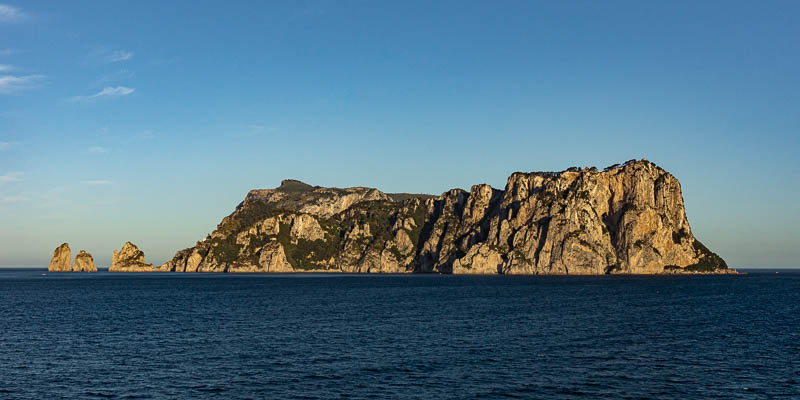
108;242;157;272
48;243;72;272
138;159;730;274
73;250;98;272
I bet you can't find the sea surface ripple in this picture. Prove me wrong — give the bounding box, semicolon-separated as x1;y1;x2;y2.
0;269;798;399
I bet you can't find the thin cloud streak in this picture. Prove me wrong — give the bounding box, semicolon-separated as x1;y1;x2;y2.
86;48;135;66
0;141;9;150
71;86;135;101
0;172;23;183
106;50;134;63
0;74;46;93
247;124;278;136
94;86;134;97
96;69;134;85
0;4;24;23
0;64;12;72
88;146;110;153
1;195;29;203
81;180;113;185
148;57;178;66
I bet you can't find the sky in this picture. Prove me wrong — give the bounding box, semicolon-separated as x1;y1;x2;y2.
1;0;798;267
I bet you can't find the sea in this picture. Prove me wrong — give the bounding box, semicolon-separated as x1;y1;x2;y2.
0;269;797;399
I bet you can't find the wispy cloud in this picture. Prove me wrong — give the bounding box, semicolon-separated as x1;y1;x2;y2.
0;172;23;183
71;86;135;101
1;195;28;203
148;57;178;66
0;74;46;94
96;69;134;85
0;141;18;151
95;86;134;97
247;124;278;136
0;48;14;56
0;64;12;72
0;3;25;23
88;146;110;153
106;50;134;63
89;47;134;64
81;180;113;185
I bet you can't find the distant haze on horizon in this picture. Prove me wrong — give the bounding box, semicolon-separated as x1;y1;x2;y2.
1;1;798;268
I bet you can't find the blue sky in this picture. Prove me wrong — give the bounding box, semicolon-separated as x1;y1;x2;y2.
1;1;798;267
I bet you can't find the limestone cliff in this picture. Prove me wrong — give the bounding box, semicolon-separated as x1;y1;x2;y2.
159;160;730;274
48;243;73;272
73;250;98;272
109;242;160;272
48;243;72;272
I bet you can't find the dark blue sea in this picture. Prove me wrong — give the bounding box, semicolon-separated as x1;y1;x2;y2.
0;269;798;399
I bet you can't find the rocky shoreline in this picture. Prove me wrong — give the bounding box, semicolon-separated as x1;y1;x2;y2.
49;160;736;275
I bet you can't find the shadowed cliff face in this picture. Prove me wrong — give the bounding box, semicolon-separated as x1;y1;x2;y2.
158;160;729;274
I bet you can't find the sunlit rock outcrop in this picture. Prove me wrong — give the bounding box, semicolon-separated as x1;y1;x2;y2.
157;160;731;274
48;243;72;272
73;250;97;272
109;242;159;272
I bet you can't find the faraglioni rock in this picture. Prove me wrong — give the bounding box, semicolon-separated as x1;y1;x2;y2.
109;242;159;272
157;160;732;274
73;250;98;272
48;243;72;272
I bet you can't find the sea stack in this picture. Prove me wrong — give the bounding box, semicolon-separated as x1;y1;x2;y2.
73;250;98;272
109;242;158;272
48;243;72;272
